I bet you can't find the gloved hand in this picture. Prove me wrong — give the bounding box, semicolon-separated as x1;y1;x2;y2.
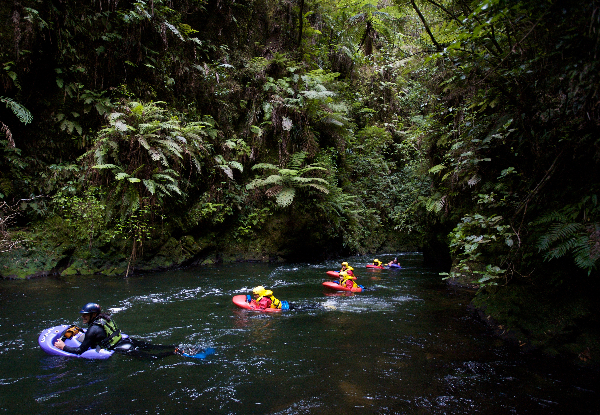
60;325;82;341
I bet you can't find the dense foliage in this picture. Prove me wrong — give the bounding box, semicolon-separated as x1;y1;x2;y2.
1;0;598;358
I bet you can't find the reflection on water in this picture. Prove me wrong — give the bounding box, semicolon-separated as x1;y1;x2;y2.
0;253;598;414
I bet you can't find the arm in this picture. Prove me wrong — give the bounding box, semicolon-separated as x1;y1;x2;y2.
55;325;105;355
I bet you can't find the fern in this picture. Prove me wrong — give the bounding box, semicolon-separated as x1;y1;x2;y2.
251;163;278;171
1;97;32;125
247;151;331;207
276;188;296;207
143;179;156;195
535;203;600;274
228;161;243;173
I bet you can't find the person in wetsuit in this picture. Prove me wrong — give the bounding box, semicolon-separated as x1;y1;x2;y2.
54;302;178;359
387;257;400;267
340;261;355;276
339;271;359;289
252;286;282;309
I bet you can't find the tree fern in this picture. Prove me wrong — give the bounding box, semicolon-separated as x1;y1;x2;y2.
81;100;229;218
247;151;331;207
534;202;600;274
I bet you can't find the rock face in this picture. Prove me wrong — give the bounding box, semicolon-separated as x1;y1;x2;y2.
0;231;283;279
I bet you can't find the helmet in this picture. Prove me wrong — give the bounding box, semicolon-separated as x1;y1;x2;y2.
80;302;101;314
252;286;266;296
342;262;349;267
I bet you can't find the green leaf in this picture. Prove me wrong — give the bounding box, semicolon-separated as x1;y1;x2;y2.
276;187;296;207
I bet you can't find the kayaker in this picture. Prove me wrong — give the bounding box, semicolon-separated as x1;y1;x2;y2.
54;302;124;354
387;257;399;267
54;302;178;359
340;261;355;276
373;259;383;267
252;286;282;309
339;271;359;290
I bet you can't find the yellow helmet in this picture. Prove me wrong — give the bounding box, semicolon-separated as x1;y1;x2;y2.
339;271;348;277
252;286;266;296
342;262;349;266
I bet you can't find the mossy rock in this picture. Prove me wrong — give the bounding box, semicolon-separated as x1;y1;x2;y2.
0;243;66;279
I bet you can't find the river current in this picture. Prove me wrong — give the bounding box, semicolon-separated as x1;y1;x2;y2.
0;253;598;414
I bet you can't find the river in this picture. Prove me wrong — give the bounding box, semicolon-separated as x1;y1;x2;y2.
0;253;598;414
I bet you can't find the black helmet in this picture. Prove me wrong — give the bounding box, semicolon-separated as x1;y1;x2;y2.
80;302;101;314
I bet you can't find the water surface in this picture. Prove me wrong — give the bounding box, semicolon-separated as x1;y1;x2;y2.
0;253;598;414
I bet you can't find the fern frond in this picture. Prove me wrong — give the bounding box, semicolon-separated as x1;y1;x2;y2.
143;179;156;195
219;165;233;179
262;175;283;186
164;183;182;195
252;163;278;171
138;122;159;134
276;187;296;207
152;173;177;183
307;183;330;194
279;169;298;177
293;177;329;186
190;156;202;172
92;164;120;170
138;137;151;150
157;139;183;158
425;196;445;213
149;149;162;162
299;166;327;175
288;152;307;169
1;97;33;124
229;161;243;173
573;240;597;271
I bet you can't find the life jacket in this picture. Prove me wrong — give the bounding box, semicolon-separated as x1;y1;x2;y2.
342;277;358;289
256;292;282;309
340;265;354;275
93;317;122;349
340;272;358;288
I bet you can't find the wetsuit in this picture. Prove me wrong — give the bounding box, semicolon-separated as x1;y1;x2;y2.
63;314;175;359
62;322;110;355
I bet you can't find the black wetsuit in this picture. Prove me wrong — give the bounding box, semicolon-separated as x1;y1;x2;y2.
62;323;108;355
63;316;176;359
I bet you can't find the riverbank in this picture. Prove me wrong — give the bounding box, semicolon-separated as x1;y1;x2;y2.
446;275;600;369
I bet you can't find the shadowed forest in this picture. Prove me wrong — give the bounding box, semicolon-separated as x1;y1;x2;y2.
1;0;598;361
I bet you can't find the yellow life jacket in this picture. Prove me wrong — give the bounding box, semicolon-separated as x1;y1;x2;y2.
339;272;358;288
256;291;282;309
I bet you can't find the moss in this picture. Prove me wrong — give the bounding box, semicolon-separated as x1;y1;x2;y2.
0;243;65;279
